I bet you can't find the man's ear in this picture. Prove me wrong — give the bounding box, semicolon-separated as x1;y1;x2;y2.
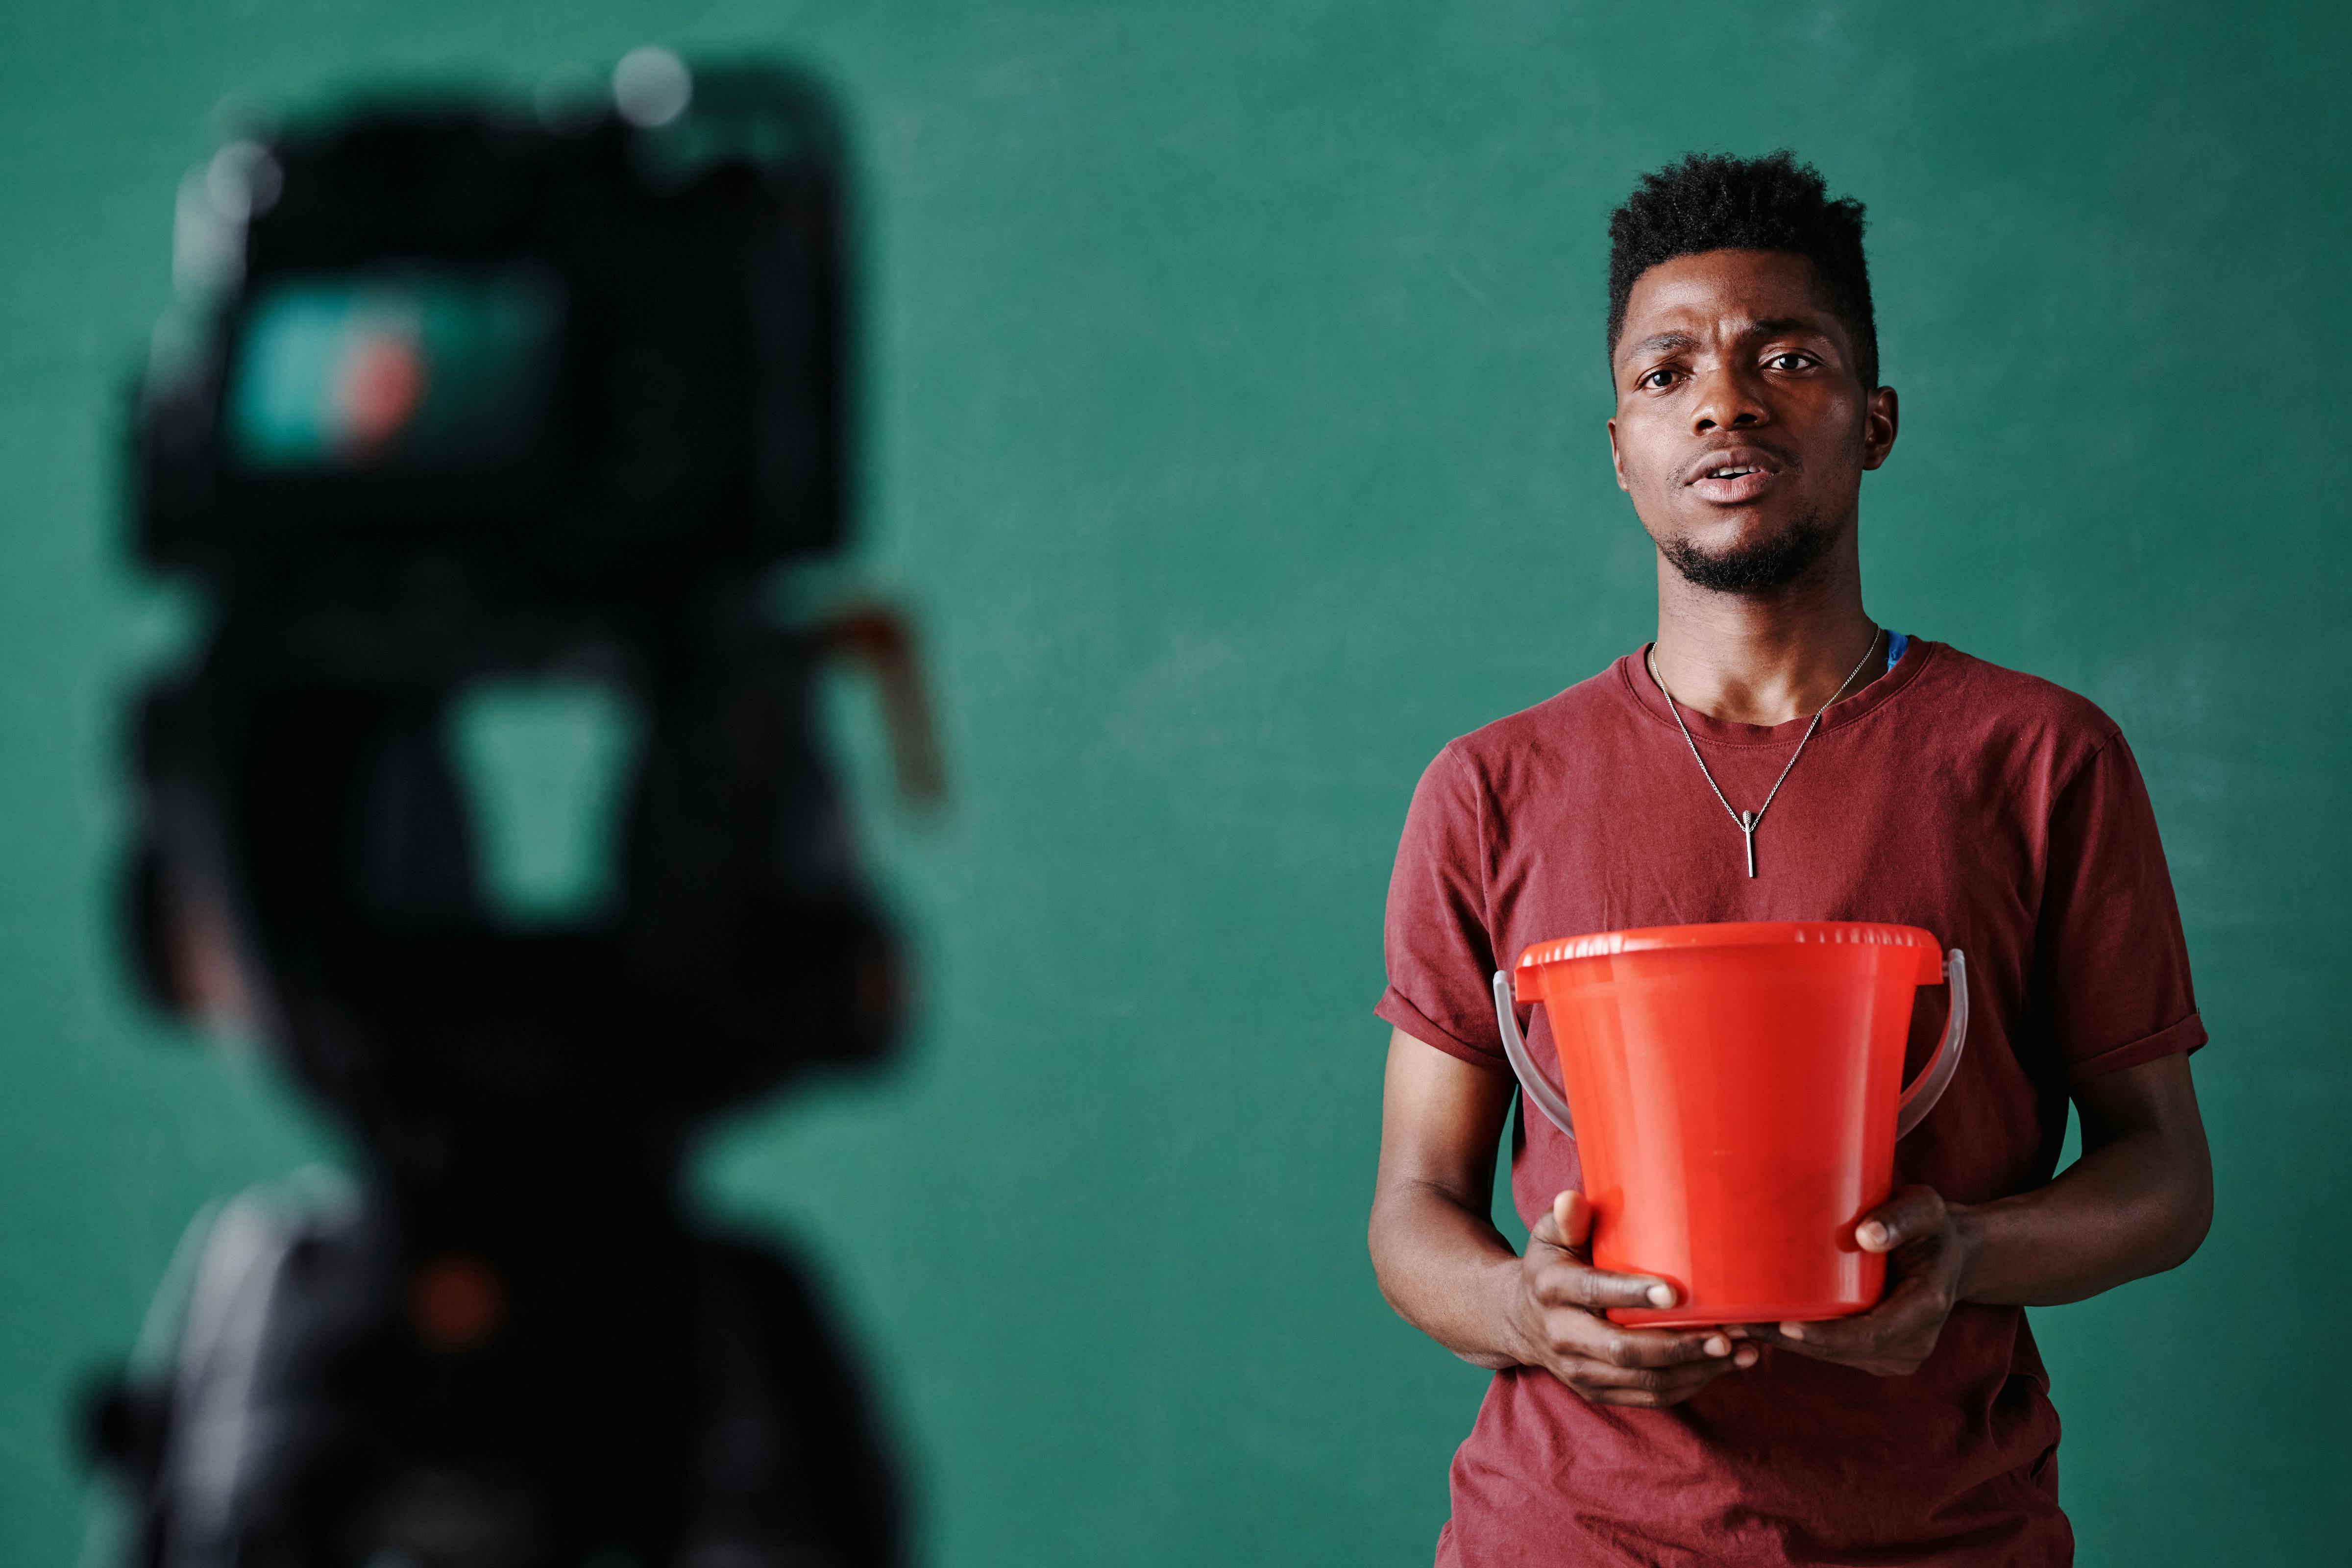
1607;417;1629;492
1860;385;1899;471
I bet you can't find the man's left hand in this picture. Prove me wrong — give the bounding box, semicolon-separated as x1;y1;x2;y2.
1740;1185;1974;1377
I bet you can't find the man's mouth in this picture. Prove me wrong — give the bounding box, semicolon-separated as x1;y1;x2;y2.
1685;447;1785;503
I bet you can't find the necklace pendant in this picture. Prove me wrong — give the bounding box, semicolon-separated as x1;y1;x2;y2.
1649;629;1881;888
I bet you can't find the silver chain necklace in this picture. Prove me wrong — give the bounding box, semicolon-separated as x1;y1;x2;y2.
1646;628;1882;878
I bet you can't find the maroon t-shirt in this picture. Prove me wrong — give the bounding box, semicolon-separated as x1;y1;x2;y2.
1376;640;2204;1568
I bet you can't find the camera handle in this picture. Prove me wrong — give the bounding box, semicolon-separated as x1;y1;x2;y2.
815;606;946;809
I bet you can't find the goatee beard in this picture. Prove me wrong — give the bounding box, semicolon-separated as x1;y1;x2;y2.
1656;512;1839;594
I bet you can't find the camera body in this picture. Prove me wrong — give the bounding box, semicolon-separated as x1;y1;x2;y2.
127;69;899;1144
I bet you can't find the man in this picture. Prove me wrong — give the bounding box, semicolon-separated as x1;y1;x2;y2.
1367;151;2212;1566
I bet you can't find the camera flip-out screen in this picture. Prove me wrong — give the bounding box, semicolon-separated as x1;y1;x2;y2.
226;268;564;472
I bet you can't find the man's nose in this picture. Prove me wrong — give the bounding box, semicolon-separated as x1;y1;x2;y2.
1690;365;1768;432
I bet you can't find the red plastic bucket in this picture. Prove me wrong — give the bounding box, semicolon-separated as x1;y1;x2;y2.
1494;921;1967;1327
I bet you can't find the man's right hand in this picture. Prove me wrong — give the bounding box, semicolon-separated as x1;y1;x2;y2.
1370;1033;1764;1398
1505;1190;1759;1408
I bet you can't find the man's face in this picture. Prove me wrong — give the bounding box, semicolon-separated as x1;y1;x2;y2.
1607;249;1897;594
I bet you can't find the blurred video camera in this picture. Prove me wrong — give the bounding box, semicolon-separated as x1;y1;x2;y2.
89;54;931;1568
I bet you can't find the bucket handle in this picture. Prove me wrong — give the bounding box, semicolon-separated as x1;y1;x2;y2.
1895;949;1969;1139
1491;948;1971;1145
1493;971;1577;1141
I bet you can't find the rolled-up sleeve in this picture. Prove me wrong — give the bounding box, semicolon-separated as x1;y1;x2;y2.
1375;744;1510;1073
2032;732;2207;1084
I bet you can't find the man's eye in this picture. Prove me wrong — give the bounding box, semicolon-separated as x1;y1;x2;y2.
1640;368;1677;389
1766;352;1816;371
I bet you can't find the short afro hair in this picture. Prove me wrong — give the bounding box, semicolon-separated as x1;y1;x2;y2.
1606;151;1878;388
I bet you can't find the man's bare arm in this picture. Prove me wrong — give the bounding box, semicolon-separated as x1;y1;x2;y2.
1368;1027;1523;1368
1749;1051;2212;1375
1955;1050;2212;1305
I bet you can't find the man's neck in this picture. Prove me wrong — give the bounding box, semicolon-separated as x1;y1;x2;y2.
1648;545;1882;727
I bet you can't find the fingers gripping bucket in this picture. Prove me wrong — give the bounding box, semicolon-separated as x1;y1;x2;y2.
1493;922;1968;1327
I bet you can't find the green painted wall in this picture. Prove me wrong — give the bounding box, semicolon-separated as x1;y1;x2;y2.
2;2;2344;1562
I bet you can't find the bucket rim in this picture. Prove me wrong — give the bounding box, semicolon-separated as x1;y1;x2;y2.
1513;920;1942;976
